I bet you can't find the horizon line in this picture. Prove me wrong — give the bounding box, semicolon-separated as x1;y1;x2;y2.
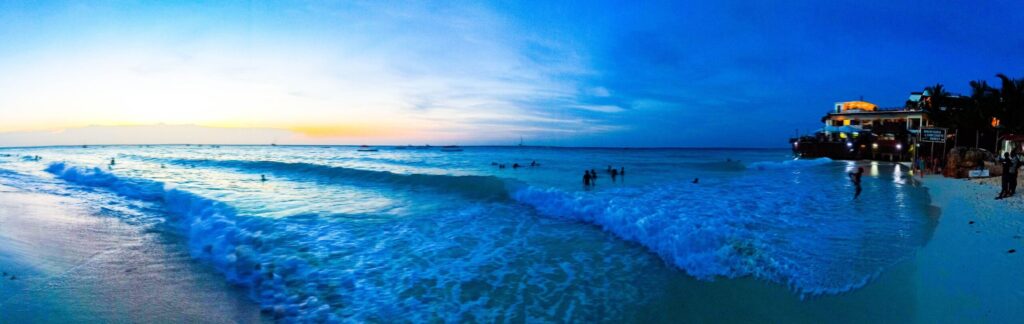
0;143;789;150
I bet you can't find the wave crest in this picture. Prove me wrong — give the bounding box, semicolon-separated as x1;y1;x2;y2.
45;162;339;321
747;157;833;170
165;159;517;200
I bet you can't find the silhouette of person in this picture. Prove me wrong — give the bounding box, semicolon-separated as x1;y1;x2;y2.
999;152;1012;199
261;174;268;182
1010;150;1020;196
849;167;864;199
583;170;591;187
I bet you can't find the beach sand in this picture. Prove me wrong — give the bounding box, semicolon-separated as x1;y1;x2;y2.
0;185;266;323
912;175;1024;322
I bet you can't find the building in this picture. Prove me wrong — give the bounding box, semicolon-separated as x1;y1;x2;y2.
792;94;934;160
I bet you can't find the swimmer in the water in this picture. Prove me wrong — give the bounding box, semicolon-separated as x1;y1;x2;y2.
849;167;864;199
260;175;268;182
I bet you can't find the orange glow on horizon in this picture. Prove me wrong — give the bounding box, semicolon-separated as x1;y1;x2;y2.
287;124;408;138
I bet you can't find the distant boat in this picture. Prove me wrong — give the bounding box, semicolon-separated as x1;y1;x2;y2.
519;136;524;147
357;145;378;152
441;145;463;152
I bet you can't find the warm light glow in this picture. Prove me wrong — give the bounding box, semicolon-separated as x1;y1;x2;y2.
287;124;406;138
840;101;878;112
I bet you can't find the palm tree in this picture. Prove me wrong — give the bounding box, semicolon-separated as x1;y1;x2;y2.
923;83;952;128
968;80;997;130
996;74;1024;133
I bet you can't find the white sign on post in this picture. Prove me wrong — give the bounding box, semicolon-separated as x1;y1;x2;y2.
969;169;990;178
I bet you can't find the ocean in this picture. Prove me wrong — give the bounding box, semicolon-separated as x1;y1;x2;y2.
0;145;938;322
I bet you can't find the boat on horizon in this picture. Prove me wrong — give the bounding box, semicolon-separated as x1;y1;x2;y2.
440;145;463;152
356;145;378;152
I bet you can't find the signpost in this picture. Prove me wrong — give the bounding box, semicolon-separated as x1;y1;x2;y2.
921;128;947;174
921;128;946;143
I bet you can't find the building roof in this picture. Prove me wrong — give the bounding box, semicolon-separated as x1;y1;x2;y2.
838;101;878;112
824;109;927;122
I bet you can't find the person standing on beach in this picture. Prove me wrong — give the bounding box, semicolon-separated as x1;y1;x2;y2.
999;152;1013;199
1010;151;1021;196
849;167;864;199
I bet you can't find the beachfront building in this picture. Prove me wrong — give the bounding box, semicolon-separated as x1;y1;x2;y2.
793;95;932;160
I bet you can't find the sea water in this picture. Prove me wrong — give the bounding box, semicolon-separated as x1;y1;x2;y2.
0;146;936;321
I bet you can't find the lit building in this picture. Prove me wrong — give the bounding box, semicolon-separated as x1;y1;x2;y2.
793;95;933;160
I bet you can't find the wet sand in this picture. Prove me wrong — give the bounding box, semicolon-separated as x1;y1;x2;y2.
0;185;265;323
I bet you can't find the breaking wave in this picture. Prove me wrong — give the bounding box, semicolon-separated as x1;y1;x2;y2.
46;162;343;321
511;171;932;297
157;158;517;200
42;162;658;321
747;157;833;170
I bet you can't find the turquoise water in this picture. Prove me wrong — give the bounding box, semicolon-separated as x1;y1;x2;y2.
0;146;936;321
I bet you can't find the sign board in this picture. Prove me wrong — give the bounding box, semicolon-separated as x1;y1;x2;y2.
969;169;990;178
921;128;946;143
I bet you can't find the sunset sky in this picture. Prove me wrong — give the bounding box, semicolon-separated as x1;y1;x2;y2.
1;1;1023;147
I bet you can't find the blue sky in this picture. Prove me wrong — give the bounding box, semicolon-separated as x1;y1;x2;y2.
1;0;1022;147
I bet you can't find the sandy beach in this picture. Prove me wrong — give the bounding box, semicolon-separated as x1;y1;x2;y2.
0;184;265;323
912;175;1024;322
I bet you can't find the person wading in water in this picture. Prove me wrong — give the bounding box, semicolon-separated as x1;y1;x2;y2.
849;167;864;199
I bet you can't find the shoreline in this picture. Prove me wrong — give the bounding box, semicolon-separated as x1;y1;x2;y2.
0;185;265;323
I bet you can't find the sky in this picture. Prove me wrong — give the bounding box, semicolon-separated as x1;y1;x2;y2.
1;0;1023;147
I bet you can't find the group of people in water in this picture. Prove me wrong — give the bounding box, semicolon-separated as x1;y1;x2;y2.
583;166;625;187
491;160;540;169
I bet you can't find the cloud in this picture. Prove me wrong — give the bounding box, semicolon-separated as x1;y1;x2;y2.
0;125;295;147
569;105;624;113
